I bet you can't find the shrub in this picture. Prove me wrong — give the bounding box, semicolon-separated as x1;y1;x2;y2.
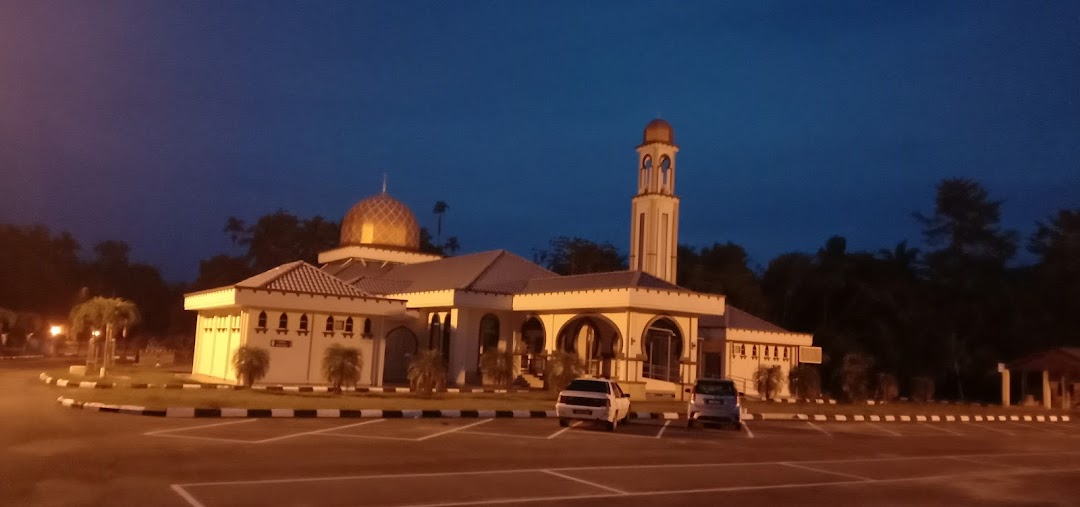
479;349;517;388
322;344;363;392
407;349;447;394
753;365;785;400
875;372;899;401
543;351;584;392
232;346;270;387
789;364;822;399
840;353;874;402
911;376;935;403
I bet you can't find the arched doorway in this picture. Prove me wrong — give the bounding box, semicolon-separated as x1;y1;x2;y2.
383;327;418;385
556;316;621;379
520;316;545;376
643;317;683;383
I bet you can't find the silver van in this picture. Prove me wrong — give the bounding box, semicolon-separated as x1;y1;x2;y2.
685;378;742;429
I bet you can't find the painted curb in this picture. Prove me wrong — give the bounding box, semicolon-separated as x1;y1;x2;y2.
39;373;534;394
55;396;682;420
742;413;1071;423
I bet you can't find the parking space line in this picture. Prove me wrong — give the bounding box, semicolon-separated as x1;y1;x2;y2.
865;422;902;437
963;422;1014;436
780;462;873;482
918;422;963;436
456;430;549;440
170;484;207;507
742;421;755;439
1007;422;1065;435
254;418;387;443
547;421;581;439
145;418;257;437
312;433;416;442
947;456;1034;471
656;420;671;438
416;419;493;441
806;421;832;437
541;469;628;494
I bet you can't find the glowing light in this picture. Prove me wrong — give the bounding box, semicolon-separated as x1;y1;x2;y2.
49;325;62;337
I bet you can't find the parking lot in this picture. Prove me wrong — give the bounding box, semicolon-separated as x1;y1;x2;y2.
4;361;1080;507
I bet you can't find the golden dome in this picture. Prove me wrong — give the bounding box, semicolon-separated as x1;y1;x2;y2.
339;192;420;250
643;118;674;145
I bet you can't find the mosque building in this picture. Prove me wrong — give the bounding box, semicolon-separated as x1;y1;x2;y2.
183;119;818;397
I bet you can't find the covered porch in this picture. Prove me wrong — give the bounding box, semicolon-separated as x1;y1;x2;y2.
1002;347;1080;409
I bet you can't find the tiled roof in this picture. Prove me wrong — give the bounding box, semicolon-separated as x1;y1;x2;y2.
350;250;555;295
236;261;370;298
519;270;686;294
698;306;789;333
1008;347;1080;375
322;258;396;284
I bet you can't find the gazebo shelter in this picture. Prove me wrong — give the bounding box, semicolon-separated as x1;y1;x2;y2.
1002;347;1080;409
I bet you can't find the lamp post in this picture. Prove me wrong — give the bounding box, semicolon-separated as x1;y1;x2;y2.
49;326;62;357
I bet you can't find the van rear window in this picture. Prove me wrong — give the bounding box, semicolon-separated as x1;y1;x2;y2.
695;381;736;395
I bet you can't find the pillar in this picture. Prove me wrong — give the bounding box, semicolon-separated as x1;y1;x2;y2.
1042;370;1052;409
1001;368;1011;407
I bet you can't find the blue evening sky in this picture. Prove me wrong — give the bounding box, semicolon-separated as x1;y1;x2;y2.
2;1;1078;281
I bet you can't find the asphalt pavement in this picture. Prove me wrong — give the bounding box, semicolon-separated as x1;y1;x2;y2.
3;358;1079;506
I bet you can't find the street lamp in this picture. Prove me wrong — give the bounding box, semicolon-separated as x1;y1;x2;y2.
91;330;101;338
50;325;62;337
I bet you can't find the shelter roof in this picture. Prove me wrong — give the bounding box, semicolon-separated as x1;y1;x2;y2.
1008;348;1080;376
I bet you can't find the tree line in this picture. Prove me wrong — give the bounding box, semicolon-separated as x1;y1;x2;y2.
3;179;1076;402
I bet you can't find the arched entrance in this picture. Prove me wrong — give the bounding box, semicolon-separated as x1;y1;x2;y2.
383;327;418;385
520;316;545;376
642;317;683;383
556;316;621;379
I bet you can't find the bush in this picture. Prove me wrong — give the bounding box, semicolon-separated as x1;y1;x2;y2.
479;349;517;388
322;344;363;392
875;372;899;401
543;351;584;392
232;346;270;387
753;365;785;400
840;353;874;402
407;349;447;394
789;364;822;399
911;376;935;402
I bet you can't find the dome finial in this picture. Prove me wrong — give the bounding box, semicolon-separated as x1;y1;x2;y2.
382;173;388;194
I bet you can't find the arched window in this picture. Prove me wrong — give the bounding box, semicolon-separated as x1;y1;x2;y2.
660;155;671;188
325;316;335;332
641;155;653;190
363;318;372;335
479;314;500;353
783;347;789;360
278;313;288;330
740;344;746;357
257;311;267;329
345;317;354;333
752;345;758;358
299;314;308;332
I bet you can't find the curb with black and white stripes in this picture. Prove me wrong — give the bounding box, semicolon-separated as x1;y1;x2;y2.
39;373;531;394
55;395;682;419
744;412;1071;423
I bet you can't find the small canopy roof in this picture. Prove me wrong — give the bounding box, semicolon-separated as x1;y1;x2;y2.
1008;347;1080;377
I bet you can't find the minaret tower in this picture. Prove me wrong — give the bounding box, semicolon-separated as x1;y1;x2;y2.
629;119;680;283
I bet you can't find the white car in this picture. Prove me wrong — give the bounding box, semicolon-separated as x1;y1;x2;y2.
555;378;632;431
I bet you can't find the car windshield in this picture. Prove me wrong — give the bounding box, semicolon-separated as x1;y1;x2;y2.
566;380;609;394
695;381;736;396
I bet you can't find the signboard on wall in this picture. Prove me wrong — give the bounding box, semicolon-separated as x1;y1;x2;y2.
271;340;292;348
798;346;822;364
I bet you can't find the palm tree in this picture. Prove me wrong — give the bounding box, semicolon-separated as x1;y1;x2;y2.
232;346;270;387
479;349;516;388
788;364;821;399
322;344;362;392
69;297;140;376
443;236;461;256
432;201;449;246
753;365;785;400
407;349;447;395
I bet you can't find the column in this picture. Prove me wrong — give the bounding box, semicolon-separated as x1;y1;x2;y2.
1042;370;1052;409
1000;368;1010;407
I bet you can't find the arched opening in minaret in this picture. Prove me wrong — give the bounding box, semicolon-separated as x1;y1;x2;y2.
640;155;653;192
643;317;683;383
